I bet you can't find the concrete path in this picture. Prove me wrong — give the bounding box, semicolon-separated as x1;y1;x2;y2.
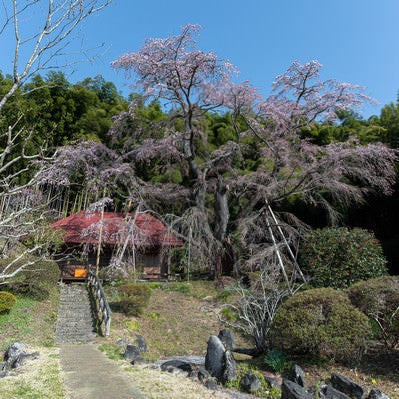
60;343;145;399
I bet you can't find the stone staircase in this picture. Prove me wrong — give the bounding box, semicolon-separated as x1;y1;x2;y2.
55;283;97;344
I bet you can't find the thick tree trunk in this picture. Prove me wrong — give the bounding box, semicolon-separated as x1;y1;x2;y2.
213;175;231;278
183;115;208;211
193;172;207;211
214;175;229;242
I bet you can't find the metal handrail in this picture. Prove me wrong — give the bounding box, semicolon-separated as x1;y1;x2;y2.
87;271;112;336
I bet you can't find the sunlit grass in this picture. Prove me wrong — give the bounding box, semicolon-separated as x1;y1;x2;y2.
0;295;38;350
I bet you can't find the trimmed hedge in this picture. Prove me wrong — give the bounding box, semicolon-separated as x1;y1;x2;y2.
347;276;399;349
299;227;387;289
0;291;17;313
270;288;371;363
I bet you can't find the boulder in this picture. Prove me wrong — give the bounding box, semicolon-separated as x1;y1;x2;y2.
134;334;147;354
204;378;218;391
322;385;352;399
130;356;146;365
221;350;237;384
205;335;237;384
189;367;210;382
3;342;26;369
264;375;280;389
281;380;313;399
240;372;262;393
368;389;391;399
218;329;235;351
124;344;141;361
205;335;226;381
160;359;193;374
331;373;367;399
197;367;211;382
289;364;306;388
3;342;38;370
123;335;147;363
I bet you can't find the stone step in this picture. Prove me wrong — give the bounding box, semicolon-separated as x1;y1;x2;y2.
56;323;95;330
55;283;97;344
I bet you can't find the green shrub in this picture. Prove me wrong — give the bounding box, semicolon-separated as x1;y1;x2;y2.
264;348;290;373
3;281;49;300
347;276;399;348
0;291;17;313
299;227;387;289
112;283;152;316
22;260;60;285
270;288;371;363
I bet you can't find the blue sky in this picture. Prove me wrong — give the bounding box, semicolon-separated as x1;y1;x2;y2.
3;0;399;118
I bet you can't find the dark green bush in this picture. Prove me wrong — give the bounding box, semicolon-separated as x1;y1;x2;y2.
112;283;152;316
0;291;17;313
299;227;387;289
0;258;60;287
22;260;60;285
0;260;59;301
3;281;49;300
347;276;399;349
270;288;371;363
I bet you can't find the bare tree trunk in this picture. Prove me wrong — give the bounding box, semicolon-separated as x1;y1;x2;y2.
213;175;230;279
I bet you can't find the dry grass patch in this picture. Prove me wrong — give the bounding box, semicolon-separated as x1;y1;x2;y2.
124;364;235;399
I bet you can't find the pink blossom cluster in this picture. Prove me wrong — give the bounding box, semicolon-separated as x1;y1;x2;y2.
112;24;239;112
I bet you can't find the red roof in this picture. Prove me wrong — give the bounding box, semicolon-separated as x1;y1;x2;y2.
52;211;183;247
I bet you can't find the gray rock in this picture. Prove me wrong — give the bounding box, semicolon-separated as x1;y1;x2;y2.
240;372;262;393
264;375;280;389
130;356;147;365
331;373;367;399
218;329;235;351
197;367;211;382
205;335;226;381
368;389;391;399
123;335;147;362
124;344;141;361
161;359;193;374
2;343;39;372
3;342;26;369
205;335;237;385
221;350;237;384
281;380;313;399
204;378;218;390
322;385;351;399
189;366;211;382
289;364;306;388
134;334;147;353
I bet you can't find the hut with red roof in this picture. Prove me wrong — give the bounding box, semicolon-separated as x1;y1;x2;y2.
52;210;183;281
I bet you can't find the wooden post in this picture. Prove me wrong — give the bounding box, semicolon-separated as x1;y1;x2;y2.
95;195;106;276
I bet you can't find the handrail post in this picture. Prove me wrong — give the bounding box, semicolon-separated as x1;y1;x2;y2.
87;271;112;336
